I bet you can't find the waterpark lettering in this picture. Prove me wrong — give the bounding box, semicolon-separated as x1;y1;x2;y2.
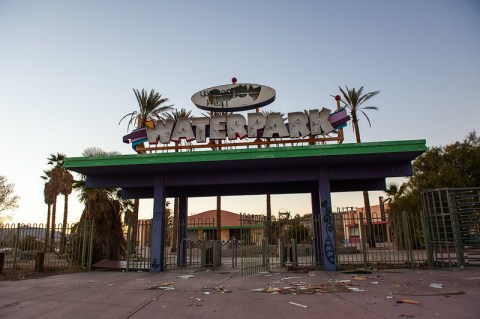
146;108;336;144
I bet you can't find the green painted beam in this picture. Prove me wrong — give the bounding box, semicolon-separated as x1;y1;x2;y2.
64;140;427;169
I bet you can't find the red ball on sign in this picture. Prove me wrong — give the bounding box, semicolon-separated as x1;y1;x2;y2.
335;95;341;101
231;77;237;84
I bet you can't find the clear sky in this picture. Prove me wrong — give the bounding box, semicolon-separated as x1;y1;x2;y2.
1;0;479;225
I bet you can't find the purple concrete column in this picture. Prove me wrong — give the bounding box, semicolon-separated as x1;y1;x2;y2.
177;195;188;267
311;189;322;267
150;175;166;272
318;170;336;271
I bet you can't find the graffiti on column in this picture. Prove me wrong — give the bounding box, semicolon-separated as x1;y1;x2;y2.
321;200;336;265
151;258;159;270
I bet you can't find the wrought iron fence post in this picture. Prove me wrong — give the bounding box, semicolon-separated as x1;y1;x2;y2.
13;223;20;269
420;208;434;268
126;222;132;272
332;213;339;268
401;211;414;268
279;238;285;268
262;237;268;271
447;191;465;268
359;213;368;269
231;236;237;268
87;221;94;271
291;238;298;268
80;222;87;268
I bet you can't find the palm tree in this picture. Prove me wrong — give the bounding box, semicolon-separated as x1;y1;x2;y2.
43;180;55;251
337;86;380;143
337;86;380;248
118;89;173;251
164;108;193;252
45;153;75;251
119;88;173;131
48;166;63;247
384;183;406;205
266;193;273;244
59;170;74;252
71;147;126;263
42;153;68;249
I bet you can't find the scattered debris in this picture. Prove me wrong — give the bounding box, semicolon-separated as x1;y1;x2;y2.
187;297;203;307
392;291;465;296
464;277;480;280
289;301;309;308
429;283;443;289
177;274;195;279
398;314;415;318
352;276;367;281
282;276;302;280
397;299;420;305
251;288;265;292
252;279;352;294
147;283;175;290
348;287;365;292
201;286;231;294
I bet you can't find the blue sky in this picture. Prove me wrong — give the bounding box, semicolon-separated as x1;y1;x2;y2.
1;0;479;224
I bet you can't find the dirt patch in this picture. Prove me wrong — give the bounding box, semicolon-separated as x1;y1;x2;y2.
0;268;87;281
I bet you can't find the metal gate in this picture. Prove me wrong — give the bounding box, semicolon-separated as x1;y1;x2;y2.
239;213;319;276
125;218;220;272
240;214;268;276
422;188;480;268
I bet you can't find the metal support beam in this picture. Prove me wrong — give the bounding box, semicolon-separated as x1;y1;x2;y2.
311;189;322;267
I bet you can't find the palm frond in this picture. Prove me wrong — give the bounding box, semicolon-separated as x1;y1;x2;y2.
359;110;373;127
336;85;380;133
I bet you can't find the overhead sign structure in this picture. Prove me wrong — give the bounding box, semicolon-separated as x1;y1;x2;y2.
191;83;276;112
123;81;350;152
123;108;349;151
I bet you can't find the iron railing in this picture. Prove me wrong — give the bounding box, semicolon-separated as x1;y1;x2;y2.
422;187;480;268
0;222;94;272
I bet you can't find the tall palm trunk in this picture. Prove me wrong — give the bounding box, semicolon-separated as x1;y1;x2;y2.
353;120;376;248
362;190;376;247
171;144;180;252
266;193;272;244
61;193;69;252
129;198;139;254
338;85;380;249
50;198;57;250
45;204;51;252
171;197;179;252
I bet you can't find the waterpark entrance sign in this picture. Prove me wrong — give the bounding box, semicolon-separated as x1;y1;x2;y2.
145;108;346;144
123;82;350;151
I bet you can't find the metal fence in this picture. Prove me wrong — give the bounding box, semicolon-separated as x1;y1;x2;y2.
334;210;429;270
125;218;219;272
422;187;480;268
238;211;431;275
239;213;318;275
0;222;94;273
122;211;437;275
10;188;473;276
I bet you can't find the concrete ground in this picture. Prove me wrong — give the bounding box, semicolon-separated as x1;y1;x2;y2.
0;267;479;319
